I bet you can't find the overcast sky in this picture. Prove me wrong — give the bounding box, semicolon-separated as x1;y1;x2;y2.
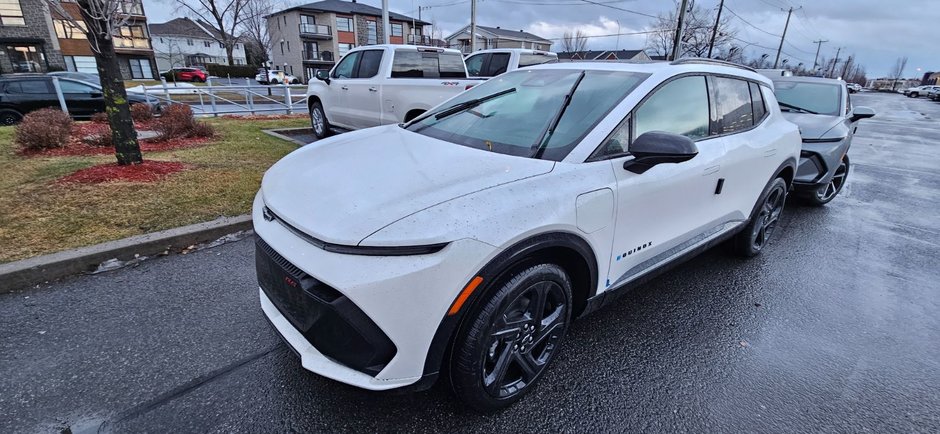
143;0;938;78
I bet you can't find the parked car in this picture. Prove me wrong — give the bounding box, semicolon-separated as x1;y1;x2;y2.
0;75;159;125
306;44;478;139
845;82;862;93
255;68;300;85
48;71;101;85
256;59;801;410
902;85;940;97
772;76;875;205
464;48;558;78
160;67;208;83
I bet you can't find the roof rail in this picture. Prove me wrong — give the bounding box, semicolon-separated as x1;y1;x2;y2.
669;58;756;72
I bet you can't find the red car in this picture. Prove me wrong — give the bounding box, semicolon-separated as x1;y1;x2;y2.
161;67;208;82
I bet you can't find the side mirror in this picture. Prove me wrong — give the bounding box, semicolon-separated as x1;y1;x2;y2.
623;131;699;174
850;106;875;122
315;70;330;84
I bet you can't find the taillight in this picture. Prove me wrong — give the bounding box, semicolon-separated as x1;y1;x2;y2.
465;84;476;90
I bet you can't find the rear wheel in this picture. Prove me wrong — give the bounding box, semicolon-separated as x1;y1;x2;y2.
731;177;788;257
803;155;849;206
0;109;22;125
270;78;279;85
910;92;919;98
449;263;572;412
309;101;330;139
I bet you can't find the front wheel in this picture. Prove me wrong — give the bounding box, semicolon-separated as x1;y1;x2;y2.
270;78;279;85
309;101;330;139
910;92;919;98
803;155;849;206
730;177;788;257
449;263;573;412
0;109;23;125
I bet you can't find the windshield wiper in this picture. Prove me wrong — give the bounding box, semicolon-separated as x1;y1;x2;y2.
778;101;818;114
433;87;516;121
531;70;586;159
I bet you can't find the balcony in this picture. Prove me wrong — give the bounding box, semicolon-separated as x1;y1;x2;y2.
302;50;334;63
299;23;332;39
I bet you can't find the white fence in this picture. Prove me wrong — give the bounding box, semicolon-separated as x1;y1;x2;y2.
132;77;309;116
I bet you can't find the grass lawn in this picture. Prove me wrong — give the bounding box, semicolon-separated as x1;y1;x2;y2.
0;117;307;263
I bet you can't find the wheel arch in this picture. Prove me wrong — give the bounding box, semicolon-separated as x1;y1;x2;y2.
404;108;426;122
414;231;598;389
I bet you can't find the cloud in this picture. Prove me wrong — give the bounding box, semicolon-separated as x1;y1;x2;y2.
526;16;650;51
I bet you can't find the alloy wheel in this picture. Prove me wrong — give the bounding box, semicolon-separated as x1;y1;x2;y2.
751;184;786;250
816;160;848;202
482;280;567;398
311;107;325;136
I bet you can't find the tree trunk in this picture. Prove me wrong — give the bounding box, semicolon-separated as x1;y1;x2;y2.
80;8;142;165
226;42;235;66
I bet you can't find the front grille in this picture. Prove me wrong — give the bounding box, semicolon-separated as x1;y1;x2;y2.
256;237;306;279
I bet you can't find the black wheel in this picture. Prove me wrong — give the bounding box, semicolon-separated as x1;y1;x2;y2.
731;177;788;257
804;155;849;206
911;92;919;98
449;263;572;412
291;78;301;84
270;78;279;85
192;76;204;83
309;101;330;139
0;109;22;126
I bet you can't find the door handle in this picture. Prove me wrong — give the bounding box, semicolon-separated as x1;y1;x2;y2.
703;165;720;175
368;87;378;92
341;85;349;90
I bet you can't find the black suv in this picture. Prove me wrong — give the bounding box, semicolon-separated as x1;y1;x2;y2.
0;75;157;125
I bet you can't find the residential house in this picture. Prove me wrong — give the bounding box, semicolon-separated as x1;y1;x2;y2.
52;0;158;79
267;0;429;83
0;0;66;73
556;49;652;61
443;25;552;54
150;18;247;71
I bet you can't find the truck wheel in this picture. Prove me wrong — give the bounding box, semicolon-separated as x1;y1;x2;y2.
0;109;23;125
310;101;330;139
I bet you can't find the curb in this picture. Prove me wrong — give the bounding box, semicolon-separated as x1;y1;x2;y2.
262;127;313;146
0;215;252;294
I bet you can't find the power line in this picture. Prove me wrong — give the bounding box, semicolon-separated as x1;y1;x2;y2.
723;6;781;38
578;0;659;19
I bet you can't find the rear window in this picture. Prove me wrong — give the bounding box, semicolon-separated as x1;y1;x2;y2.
712;76;754;134
4;80;51;94
391;51;467;78
518;54;557;68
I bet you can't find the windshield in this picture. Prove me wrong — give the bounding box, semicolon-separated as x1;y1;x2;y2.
404;69;649;161
774;81;842;116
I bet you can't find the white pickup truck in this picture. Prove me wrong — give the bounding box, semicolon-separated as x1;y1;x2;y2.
306;44;477;138
464;49;558;78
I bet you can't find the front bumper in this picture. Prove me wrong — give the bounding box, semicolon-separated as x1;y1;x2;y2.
252;193;496;390
793;139;848;192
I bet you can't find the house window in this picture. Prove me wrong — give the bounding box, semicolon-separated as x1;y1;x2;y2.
303;41;319;60
337;16;353;32
0;0;25;26
128;58;153;79
366;21;377;44
54;19;87;39
119;0;143;15
5;45;45;72
219;42;224;48
280;41;284;55
235;43;240;50
338;43;353;57
391;23;403;37
64;55;97;73
286;41;290;52
204;41;211;48
186;39;194;46
115;25;150;49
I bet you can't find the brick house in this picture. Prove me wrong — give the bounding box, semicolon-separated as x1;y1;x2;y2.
0;0;66;73
267;0;428;83
443;25;552;54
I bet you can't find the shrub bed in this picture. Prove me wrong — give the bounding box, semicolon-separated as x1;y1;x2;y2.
14;109;72;151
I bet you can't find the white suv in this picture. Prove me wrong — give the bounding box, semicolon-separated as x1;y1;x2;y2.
253;59;801;410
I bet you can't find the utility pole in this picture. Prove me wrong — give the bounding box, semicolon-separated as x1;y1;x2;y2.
470;0;477;52
774;6;800;68
829;46;842;78
812;39;828;72
382;0;390;44
707;0;725;59
671;0;689;61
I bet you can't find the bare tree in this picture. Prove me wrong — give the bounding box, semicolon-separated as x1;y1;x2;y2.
173;0;247;65
156;38;187;70
46;0;142;165
891;56;908;90
560;30;588;53
647;1;737;59
241;0;274;66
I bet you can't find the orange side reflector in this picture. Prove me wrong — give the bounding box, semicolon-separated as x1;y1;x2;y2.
448;276;484;316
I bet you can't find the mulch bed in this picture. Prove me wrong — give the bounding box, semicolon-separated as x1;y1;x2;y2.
17;122;211;157
56;160;191;184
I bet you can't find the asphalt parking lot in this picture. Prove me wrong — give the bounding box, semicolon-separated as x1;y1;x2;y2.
1;92;938;433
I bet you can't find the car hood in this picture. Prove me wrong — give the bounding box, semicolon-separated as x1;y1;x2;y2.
261;125;555;246
781;112;844;140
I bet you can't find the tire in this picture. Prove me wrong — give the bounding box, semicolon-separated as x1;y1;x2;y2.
730;177;788;257
270;78;279;85
803;155;849;206
291;78;301;84
0;109;23;126
911;92;919;98
309;101;330;139
449;263;573;412
192;76;204;83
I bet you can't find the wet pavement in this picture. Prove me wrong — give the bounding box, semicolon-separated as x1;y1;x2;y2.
1;92;938;433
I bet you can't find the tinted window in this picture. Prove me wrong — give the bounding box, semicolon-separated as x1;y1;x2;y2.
750;82;767;121
439;53;466;78
465;53;485;76
332;51;360;78
519;54;557;67
773;81;841;116
5;80;50;94
391;51;467;78
355;50;383;78
487;53;510;76
59;80;97;94
713;77;754;134
634;76;709;140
